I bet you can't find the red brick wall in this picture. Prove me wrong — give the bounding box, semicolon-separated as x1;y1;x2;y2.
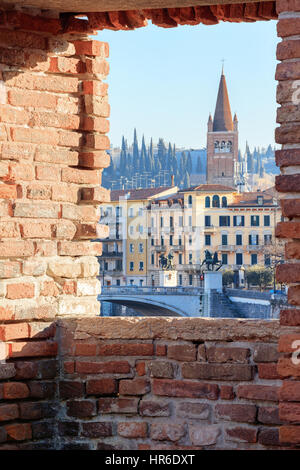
55;317;282;450
275;0;300;448
0;8;110;449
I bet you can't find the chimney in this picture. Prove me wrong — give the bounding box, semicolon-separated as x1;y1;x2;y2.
171;174;175;186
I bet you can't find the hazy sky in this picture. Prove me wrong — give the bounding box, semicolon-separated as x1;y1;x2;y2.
96;19;279;153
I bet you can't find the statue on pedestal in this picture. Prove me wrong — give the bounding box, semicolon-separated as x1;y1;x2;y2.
201;250;222;271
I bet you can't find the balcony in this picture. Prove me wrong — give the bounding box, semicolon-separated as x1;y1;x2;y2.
99;268;123;276
154;245;167;252
218;245;235;251
170;245;184;251
247;245;262;251
181;263;202;271
101;251;123;258
204;225;216;233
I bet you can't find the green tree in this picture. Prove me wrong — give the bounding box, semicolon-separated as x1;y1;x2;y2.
187;151;193;175
157;138;167;170
132;128;139;172
245;266;273;291
196;154;202;173
222;269;234;287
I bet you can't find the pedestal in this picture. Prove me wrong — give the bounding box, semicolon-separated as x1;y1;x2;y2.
204;271;223;293
159;270;177;287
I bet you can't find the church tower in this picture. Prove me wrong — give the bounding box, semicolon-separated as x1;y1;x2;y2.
206;69;238;188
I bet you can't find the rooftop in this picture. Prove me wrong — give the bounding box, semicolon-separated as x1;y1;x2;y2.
110;186;175;201
180;184;236;193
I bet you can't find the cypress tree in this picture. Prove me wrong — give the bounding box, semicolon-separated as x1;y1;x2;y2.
187;151;193;174
167;143;173;169
180;151;187;174
196;154;202;174
140;135;147;172
183;170;190;188
132;128;139;172
119;135;127;175
157;138;167;170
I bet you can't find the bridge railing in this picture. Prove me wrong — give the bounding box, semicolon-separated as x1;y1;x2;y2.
100;285;204;296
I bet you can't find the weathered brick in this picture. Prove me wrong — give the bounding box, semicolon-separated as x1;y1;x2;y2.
206;346;250;363
67;400;96;418
215;404;257;423
279;380;300;401
76;360;130;374
9;341;57;358
258;406;280;425
0;241;34;258
140;400;171;417
98;343;153;356
258;363;280;380
225;426;257;443
167;344;196;361
73;40;109;57
59;381;84;399
81;422;112;438
118;422;147;438
286;242;300;260
151;423;185;442
220;385;235;400
61;167;101;185
14;361;38;380
13;202;59;219
5;423;32;441
0;364;16;380
277;264;300;283
6;283;35;299
0;323;29;341
19;402;43;420
0;404;19;422
78;151;110;169
253;343;279;362
3;382;29;400
279;402;300;423
26;182;52;200
119;378;150;396
258;427;280;446
237;385;279;402
28;381;55;399
176;402;210;419
182;363;253;381
280;425;300;444
288;285;300;305
189;425;220;446
98;397;139;414
153;379;218;400
148;361;174;378
86;378;117;396
58;421;80;437
80;186;110;204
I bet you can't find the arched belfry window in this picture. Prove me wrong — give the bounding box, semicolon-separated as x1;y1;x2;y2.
205;196;210;208
212;195;220;208
222;196;227;207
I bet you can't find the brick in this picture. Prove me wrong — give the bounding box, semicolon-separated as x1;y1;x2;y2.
136;360;144;376
220;385;235;400
64;361;75;374
14;361;38;380
253;343;279;362
14;304;55;321
140;400;170;417
80;186;110;204
276;222;300;239
215;404;257;423
98;343;153;356
98;397;139;414
19;402;42;420
0;427;7;444
258;363;280;380
225;426;257;443
276;62;300;81
237;385;279;402
67;400;96;418
76;360;130;374
58;241;102;257
1;142;34;162
22;260;46;276
119;378;150;396
288;285;300;305
84;95;110;117
0;304;14;321
280;425;300;444
279;334;300;353
8;89;56;109
206;346;250;363
27;183;52;200
182;363;253;381
81;117;109;133
286;242;300;260
13;202;59;219
176;402;210;419
81;422;112;438
61;204;99;222
0;404;19;422
279;402;300;423
276;175;300;194
0;184;18;199
34;240;57;257
148;361;174;378
78;151;110;169
35;165;61;182
20;221;52;239
59;381;84;399
4;71;78;93
281;198;300;220
0;260;21;278
58;130;81;148
0;364;16;380
40;281;60;297
0;105;30;125
32;421;54;439
61;167;101;185
278;17;300;37
52;220;77;241
5;423;32;441
276;148;300;167
11;127;59;146
6;283;34;299
86;378;117;396
277;40;300;61
58;422;80;437
48;260;82;279
28;382;55;399
75;222;108;239
151;423;185;442
279;380;300;401
258;428;280;446
3;382;29;399
189;425;220;446
82;81;108;96
0;221;19;238
36;147;78;166
258;407;280;425
9;341;57;358
84;133;110;150
277;0;300;13
167;343;196;361
156;344;167;356
10;162;35;181
73;40;109;57
0;323;29;341
118;422;147;438
38;359;57;378
153;379;219;400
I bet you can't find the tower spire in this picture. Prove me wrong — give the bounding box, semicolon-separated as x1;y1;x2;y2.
213;70;233;132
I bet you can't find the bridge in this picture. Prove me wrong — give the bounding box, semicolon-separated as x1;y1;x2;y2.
99;286;204;317
99;285;286;318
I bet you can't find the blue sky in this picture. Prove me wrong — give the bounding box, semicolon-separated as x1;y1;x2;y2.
96;19;279;153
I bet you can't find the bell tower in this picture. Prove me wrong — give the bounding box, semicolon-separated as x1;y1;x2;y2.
206;69;238;187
